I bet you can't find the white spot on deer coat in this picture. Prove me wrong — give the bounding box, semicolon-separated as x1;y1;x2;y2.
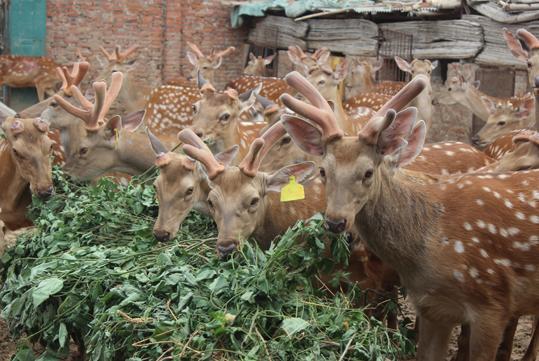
454;241;465;253
494;258;511;267
480;249;488;258
453;270;465;283
463;222;472;231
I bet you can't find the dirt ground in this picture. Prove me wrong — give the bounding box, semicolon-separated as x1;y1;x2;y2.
0;318;16;361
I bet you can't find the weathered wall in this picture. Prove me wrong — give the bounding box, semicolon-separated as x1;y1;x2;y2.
46;0;248;89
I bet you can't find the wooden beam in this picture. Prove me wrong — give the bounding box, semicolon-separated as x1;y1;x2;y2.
306;19;378;56
247;15;308;49
379;20;484;59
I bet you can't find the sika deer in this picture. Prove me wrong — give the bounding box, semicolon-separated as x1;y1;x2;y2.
0;116;54;229
471;93;534;148
244;53;275;76
287;46;332;75
0;55;62;101
345;57;404;98
504;28;539;89
395;57;438;130
53;72;155;180
280;71;539;361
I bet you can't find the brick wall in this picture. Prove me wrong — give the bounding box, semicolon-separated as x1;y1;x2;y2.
46;0;247;89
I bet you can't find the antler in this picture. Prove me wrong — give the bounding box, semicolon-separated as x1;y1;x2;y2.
56;61;90;96
517;29;539;50
179;128;225;179
116;45;138;61
100;46;116;62
187;41;205;58
280;71;343;141
53;72;124;130
239;122;287;177
210;46;236;61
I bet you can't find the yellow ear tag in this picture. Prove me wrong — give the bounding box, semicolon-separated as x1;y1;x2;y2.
280;176;305;202
114;128;120;148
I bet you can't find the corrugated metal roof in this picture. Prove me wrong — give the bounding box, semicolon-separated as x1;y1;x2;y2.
228;0;455;28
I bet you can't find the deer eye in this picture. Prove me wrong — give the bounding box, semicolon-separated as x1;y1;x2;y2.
364;169;374;180
12;149;24;159
185;187;194;197
250;197;259;207
497;121;507;126
319;167;326;179
528;61;533;68
219;113;231;123
207;199;214;210
50;101;59;108
318;79;326;86
192;104;199;114
79;147;89;156
281;136;291;145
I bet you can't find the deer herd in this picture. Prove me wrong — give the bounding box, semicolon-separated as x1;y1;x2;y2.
0;26;539;360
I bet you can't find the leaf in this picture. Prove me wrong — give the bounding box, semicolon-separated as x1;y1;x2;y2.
178;292;193;311
13;346;35;361
58;323;68;348
281;317;310;337
32;278;64;308
208;275;227;293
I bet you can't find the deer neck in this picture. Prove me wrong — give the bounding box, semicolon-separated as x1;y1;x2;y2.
465;86;491;122
117;72;150;113
0;142;32;227
355;168;441;283
412;78;433;131
115;129;156;174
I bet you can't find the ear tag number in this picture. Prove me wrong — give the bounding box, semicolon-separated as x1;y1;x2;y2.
280;176;305;202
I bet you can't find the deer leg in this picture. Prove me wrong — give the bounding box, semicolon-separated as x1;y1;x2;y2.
416;316;454;361
496;317;519;361
522;316;539;361
469;312;507;361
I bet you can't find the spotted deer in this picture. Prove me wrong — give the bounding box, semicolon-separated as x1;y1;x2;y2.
95;45;149;115
504;28;539;89
0;116;54;229
280;71;539;361
394;57;438;130
244;53;276;76
53;72;157;180
345;57;404;98
0;55;63;101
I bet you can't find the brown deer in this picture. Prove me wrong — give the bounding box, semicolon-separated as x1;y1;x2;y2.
471;93;535;149
394;57;438;131
53;72;155;181
287;46;332;75
504;28;539;89
280;71;539;361
0;116;54;229
95;45;148;115
0;55;63;101
345;57;404;98
243;53;276;76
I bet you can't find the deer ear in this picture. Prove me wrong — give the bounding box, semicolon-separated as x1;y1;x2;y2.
378;108;418;155
147;129;168;156
186;51;198;66
517;96;535;118
215;145;239;166
334;60;348;81
212;56;223;69
264;54;275;65
504;28;529;62
249;53;256;62
281;115;325;156
372;58;383;71
122;110;145;132
266;161;316;192
472;80;481;89
105;115;122;139
480;96;498;114
394;56;412;73
317;50;331;66
431;60;439;70
394;121;426;167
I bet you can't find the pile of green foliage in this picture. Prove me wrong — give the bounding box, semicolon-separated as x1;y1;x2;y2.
0;168;411;360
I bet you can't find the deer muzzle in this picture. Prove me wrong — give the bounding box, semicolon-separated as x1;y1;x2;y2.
325;217;347;234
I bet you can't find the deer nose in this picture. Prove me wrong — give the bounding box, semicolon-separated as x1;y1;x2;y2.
325;218;347;233
217;243;236;259
153;229;170;242
194;129;204;138
37;186;54;199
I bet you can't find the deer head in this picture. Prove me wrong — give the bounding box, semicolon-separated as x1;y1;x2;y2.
2;116;54;198
395;57;438;78
53;72;150;180
494;130;539;171
186;42;235;84
346;57;383;97
148;130;238;242
280;72;427;233
472;95;535;148
287;46;331;75
180;125;317;258
97;45;139;77
504;28;539;88
244;53;275;76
